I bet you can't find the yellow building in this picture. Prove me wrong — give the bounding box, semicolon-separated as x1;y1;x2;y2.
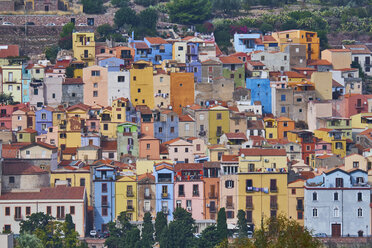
287;179;305;226
59;116;82;149
263;117;277;139
321;49;352;70
100;98;128;138
130;61;154;109
2;65;23;103
72;32;96;67
52;106;66;127
311;72;332;101
70;61;85;78
272;30;320;60
115;173;138;221
136;159;172;175
314;128;347;157
208;145;229;162
239;148;288;173
50;164;92;205
208;105;230;144
16;128;37;143
351;113;372;130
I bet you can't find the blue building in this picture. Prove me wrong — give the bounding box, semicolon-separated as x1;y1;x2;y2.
129;36;173;65
246;78;271;114
22;64;31;103
81;133;101;147
233;33;264;53
305;168;370;237
35;106;53;135
186;60;202;83
98;57;125;72
153;110;179;143
93;163;117;232
154;162;175;221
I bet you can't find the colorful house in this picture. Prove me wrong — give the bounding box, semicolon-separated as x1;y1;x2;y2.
115;171;137;221
276;117;295;139
35;106;54;135
154;162;175;221
2;65;23;103
130;37;173;65
314;128;347;158
163;138;194;163
219;56;245;87
351;113;372;130
72;32;96;66
246;78;271;114
288;130;316;165
288;179;305;226
130;61;154;108
170;72;195;115
16;128;37;143
208;105;230;144
117;122;140;158
203;161;220;220
139;136;160;160
264;117;277;139
83;65;108;106
100;98;128;138
233;33;264;53
137;172;156;221
153;110;179;143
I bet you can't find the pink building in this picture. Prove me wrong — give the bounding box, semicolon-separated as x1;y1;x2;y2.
83;65;108;106
36;126;59;147
174;163;204;220
314;140;332;156
334;94;372;118
163;138;194;163
187;137;207;157
11;107;35;131
0;103;29;130
139;135;160;160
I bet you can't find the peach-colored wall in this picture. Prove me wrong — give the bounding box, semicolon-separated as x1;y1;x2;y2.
11;110;27;131
139;138;160;160
204;177;219;220
83;65;108;106
141;122;154;137
168;143;194;163
170;72;195;115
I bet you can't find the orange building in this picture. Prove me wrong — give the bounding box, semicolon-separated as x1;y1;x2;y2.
277;117;295;139
203;162;220;220
139;135;160;160
115;46;135;68
170;72;195;115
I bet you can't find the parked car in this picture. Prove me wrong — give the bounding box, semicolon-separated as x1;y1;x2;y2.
90;229;97;237
2;22;14;26
314;233;327;238
25;22;35;25
45;23;56;26
78;23;88;26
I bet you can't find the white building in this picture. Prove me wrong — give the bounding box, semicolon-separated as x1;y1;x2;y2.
305;168;370;237
107;70;130;106
0;186;87;237
343;44;372;76
250;50;290;72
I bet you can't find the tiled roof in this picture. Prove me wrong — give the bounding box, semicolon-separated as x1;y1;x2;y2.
333;68;358;72
316;128;332;132
179;114;194;122
221;155;239;162
54;60;71;69
132;42;149;49
284;71;305;78
343;45;371;54
247;120;264;129
162;137;181;145
276;116;293;122
0;45;19;58
292;67;316;71
63;78;84;85
160;144;169;154
101;140;117;151
203;161;220;168
0;186;85;200
3;161;48;175
174;163;203;171
326;49;351;52
247;60;265;66
316;154;333;159
332;79;344;88
263;35;277;42
66;103;90;111
307;59;332;66
189;104;202;110
239;148;287;156
359;129;372;140
299;171;315;180
62;147;78;155
225;132;248;141
138;172;155;181
219;56;243;64
18;128;37;134
19;141;58;150
145;37;168;44
215;44;223;57
155;164;173;171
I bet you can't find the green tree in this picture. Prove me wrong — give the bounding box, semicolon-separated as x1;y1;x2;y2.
213;0;241;15
155;211;167;241
114;7;138;29
82;0;104;14
16;233;43;248
197;225;220;248
260;23;273;34
44;45;59;64
20;212;55;234
34;221;64;248
59;22;75;50
139;7;158;30
63;214;79;248
134;0;157;7
65;66;74;78
0;92;14;105
217;208;228;242
111;0;129;7
254;215;322;248
96;24;114;41
141;212;154;247
168;0;212;25
237;210;248;238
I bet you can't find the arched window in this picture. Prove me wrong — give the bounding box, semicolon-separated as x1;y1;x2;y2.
333;207;339;217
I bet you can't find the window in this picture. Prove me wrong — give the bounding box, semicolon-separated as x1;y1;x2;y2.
117;114;122;120
91;70;100;76
358;192;363;201
291;189;296;195
270;179;277;192
185;123;190;131
93;91;98;97
334;192;338;201
193;184;199;196
137;88;141;93
42;124;47;131
47;206;51;215
170;127;175;133
52;93;55;99
80;178;85;186
34;88;38;95
353;161;359;168
281;94;286;101
225;180;234;188
8;85;13;91
246;195;253;209
306;146;310;151
196;144;201;151
185;147;189;153
9;176;15;183
4;225;11;233
297;211;303;220
246;210;252;223
335;178;343;188
246;179;253;192
199;114;204;120
226;196;233;208
23;207;30;216
94;83;98;88
102;183;107;193
312;208;318;217
281;107;286;113
312;192;317;201
103;124;108;130
358;208;363;217
146;144;150;150
57;206;65;219
158;127;163;133
26;150;30;155
102;208;108;216
261;56;265;60
333;207;339;217
178;185;185;196
118;76;125;82
216;113;222;120
70;206;75;215
41;113;47;120
5;207;10;216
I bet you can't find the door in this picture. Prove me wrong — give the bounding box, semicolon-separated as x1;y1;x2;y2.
331;224;341;237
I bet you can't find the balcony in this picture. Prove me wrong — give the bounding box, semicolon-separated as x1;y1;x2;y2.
355;104;364;109
178;192;185;197
210;207;217;213
102;202;109;207
270;187;278;193
144;193;152;199
57;215;65;220
296;205;304;211
193;191;199;197
121;54;133;59
14;215;23;221
208;192;218;199
246;204;254;210
162;208;169;215
143;207;153;212
216;131;223;137
127;191;134;197
162;192;169;198
80;54;94;60
246;187;254;193
270;203;278;210
158;178;172;183
127;206;134;211
226;203;234;209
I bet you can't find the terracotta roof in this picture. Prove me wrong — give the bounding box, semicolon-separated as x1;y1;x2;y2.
333;68;358;72
22;141;57;150
145;37;168;44
276;116;293;122
239;148;287;156
215;44;223;57
174;163;203;172
221;155;239;162
247;60;265;66
332;79;344;88
138;172;155;181
225;132;247;141
160;144;169;154
179;114;194;122
101;140;117;151
66;103;90;111
0;186;85;200
0;45;19;58
284;71;305;78
132;42;149;49
263;35;277;42
316;154;333;159
3;161;48;175
189;104;202;110
299;171;315;180
316;128;332;132
343;45;371;54
219;56;243;64
2;144;19;158
326;49;351;52
18;128;37;134
292;67;316;71
155;164;173;171
162;137;181;145
208;144;225;149
62;147;78;155
359;129;372;140
54;60;71;69
307;60;332;66
247;120;264;130
203;161;220;168
63;78;84;85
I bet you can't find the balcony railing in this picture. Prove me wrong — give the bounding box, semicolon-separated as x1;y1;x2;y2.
296;205;304;211
210;207;216;213
178;192;185;197
127;191;134;197
226;203;234;209
208;192;218;199
143;207;153;212
270;187;278;193
193;191;199;197
57;215;65;220
14;215;23;221
246;204;254;210
80;54;94;60
144;193;152;199
102;202;109;207
270;203;278;210
162;192;169;198
127;206;134;211
355;104;363;109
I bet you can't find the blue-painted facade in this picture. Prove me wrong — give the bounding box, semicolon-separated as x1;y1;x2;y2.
246;78;271;114
154;163;175;221
22;65;31;103
98;57;125;72
35;107;53;134
186;60;202;83
93;165;117;232
233;33;265;53
129;37;173;65
154;111;179;143
81;134;101;147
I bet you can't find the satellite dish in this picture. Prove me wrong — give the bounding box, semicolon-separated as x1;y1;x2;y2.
241;154;245;158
